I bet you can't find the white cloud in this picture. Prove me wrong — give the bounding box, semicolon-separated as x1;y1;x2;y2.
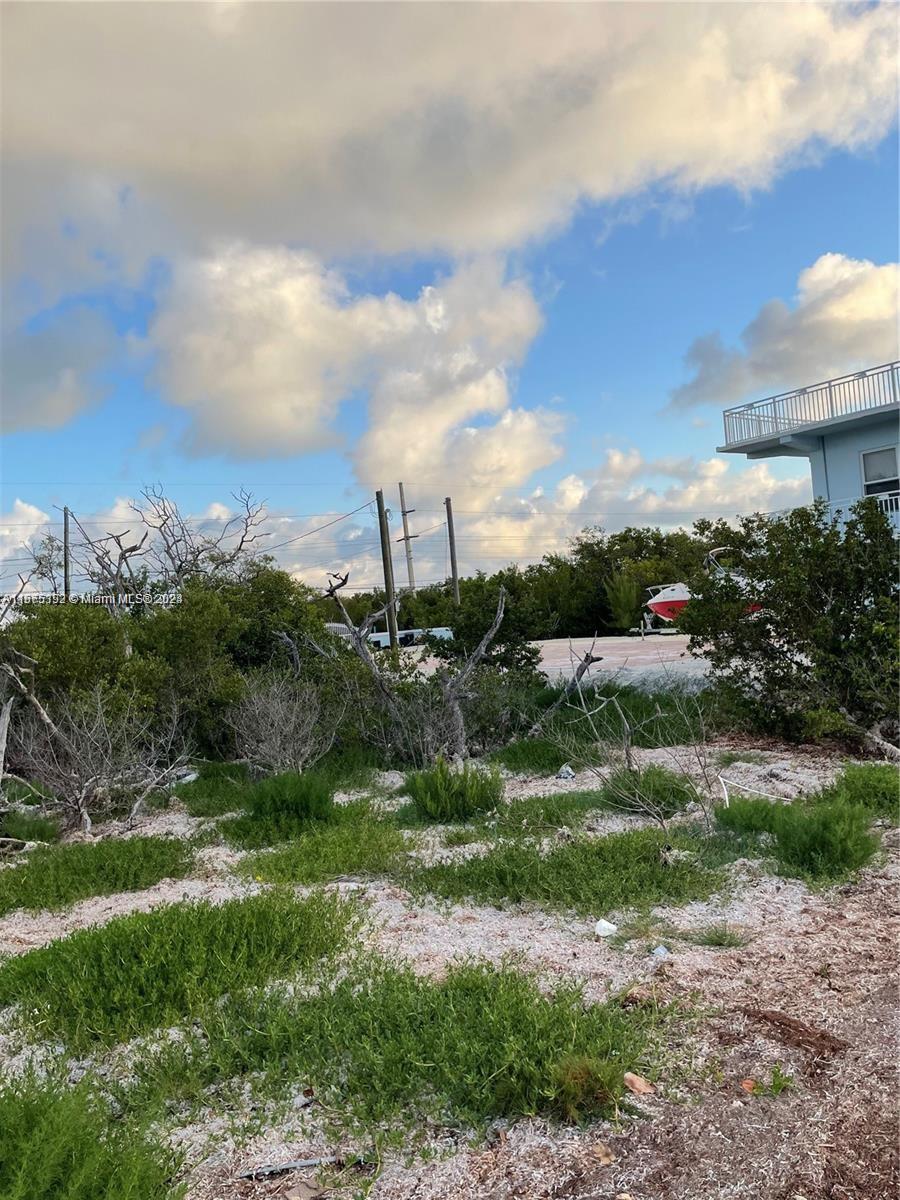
3;4;895;261
150;249;561;491
670;253;899;408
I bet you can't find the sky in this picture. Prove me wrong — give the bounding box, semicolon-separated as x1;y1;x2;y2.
2;1;898;593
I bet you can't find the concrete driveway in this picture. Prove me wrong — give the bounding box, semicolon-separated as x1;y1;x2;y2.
534;633;707;686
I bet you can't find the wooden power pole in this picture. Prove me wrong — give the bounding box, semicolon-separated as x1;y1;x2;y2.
63;506;71;601
396;482;417;595
444;495;460;606
375;489;399;650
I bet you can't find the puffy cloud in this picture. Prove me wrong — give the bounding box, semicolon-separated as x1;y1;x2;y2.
0;499;51;567
150;249;560;491
3;4;896;260
670;253;899;409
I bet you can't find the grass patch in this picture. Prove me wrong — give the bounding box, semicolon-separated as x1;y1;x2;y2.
601;765;699;819
818;762;899;821
404;757;502;823
243;804;405;884
408;826;723;916
220;770;336;848
688;923;749;948
490;738;571;776
0;1075;183;1200
0;890;360;1051
0;809;60;842
0;836;193;918
552;680;709;748
176;761;250;817
715;795;878;881
486;790;608;836
125;957;663;1136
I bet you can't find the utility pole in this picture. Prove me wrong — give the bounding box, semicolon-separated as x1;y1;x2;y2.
444;495;460;606
396;482;418;595
375;489;399;650
63;506;71;601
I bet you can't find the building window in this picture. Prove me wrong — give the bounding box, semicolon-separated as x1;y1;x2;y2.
861;446;899;497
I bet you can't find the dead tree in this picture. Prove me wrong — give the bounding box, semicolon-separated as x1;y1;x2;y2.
528;639;603;738
299;574;507;764
131;486;267;586
8;686;188;831
225;672;340;775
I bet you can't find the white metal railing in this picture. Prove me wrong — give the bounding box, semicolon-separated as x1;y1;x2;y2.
722;362;900;446
768;491;900;532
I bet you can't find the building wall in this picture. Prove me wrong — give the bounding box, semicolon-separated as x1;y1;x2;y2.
810;416;899;502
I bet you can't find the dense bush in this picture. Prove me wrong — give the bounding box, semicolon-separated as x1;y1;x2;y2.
682;500;899;745
404;757;502;822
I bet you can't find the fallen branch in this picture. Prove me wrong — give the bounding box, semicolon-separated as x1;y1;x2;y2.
739;1006;848;1055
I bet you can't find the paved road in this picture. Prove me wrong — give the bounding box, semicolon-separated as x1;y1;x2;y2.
535;634;707;685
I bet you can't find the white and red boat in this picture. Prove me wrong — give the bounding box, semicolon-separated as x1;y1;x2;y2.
645;548;754;624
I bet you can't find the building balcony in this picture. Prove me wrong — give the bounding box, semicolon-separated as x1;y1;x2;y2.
719;362;900;455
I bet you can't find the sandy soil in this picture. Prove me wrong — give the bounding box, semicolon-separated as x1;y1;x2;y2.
1;743;896;1200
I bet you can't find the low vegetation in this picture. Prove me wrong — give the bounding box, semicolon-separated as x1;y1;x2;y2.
220;770;335;847
0;891;360;1050
176;761;250;816
0;1076;182;1200
0;836;193;918
243;804;405;883
125;958;663;1135
601;765;699;820
817;762;898;820
0;809;60;843
403;757;502;823
716;792;878;881
491;737;572;775
410;826;723;916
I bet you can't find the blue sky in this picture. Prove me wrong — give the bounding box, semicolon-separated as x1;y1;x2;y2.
2;3;898;586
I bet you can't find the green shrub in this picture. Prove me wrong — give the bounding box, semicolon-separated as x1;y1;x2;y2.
0;890;359;1050
715;796;782;836
404;757;502;823
0;809;60;843
491;738;570;775
220;771;336;847
176;760;251;816
0;837;193;918
410;826;722;915
717;795;878;880
125;958;661;1135
244;805;405;883
0;1076;183;1200
820;763;899;820
602;766;699;819
774;800;876;880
